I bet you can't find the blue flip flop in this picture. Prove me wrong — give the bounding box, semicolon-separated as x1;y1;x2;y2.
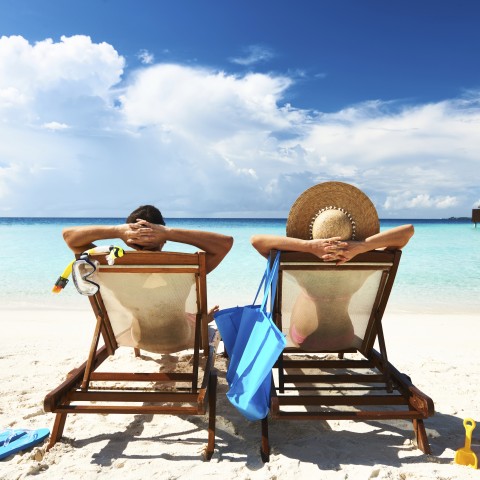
0;428;50;460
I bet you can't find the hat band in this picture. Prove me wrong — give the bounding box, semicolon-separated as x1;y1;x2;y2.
309;206;357;240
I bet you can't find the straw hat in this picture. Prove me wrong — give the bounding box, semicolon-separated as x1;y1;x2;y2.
286;182;379;241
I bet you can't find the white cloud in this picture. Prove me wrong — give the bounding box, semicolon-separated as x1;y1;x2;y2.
0;35;125;126
0;87;28;108
0;35;479;218
0;35;124;96
298;98;480;216
120;64;295;137
42;121;69;131
137;49;154;65
383;193;459;210
230;45;274;66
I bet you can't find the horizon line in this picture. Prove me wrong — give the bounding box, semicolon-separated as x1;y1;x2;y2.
0;215;474;221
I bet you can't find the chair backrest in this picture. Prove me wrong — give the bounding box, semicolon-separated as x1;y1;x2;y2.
87;251;209;355
272;249;401;355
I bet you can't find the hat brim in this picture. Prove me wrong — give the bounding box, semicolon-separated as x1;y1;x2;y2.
286;182;379;240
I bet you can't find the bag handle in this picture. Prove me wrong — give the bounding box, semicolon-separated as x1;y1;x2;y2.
260;251;281;312
252;250;281;306
252;270;267;305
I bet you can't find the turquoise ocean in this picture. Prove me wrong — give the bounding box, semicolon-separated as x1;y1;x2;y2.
0;218;479;314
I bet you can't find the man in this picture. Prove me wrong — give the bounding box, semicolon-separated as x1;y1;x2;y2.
63;205;233;274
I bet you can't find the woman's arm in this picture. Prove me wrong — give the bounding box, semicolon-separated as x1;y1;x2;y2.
251;224;414;264
250;234;346;259
322;224;415;264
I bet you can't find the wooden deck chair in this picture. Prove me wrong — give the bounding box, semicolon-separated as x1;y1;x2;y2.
44;251;219;460
260;249;434;461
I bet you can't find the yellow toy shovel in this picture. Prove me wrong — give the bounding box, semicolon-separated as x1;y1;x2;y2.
454;418;478;469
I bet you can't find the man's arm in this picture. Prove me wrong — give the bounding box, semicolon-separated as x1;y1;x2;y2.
64;225;117;254
62;224;139;254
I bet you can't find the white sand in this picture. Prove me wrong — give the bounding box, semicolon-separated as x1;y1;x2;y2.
1;308;479;479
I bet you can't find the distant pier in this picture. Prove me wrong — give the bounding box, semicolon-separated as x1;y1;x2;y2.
473;208;480;228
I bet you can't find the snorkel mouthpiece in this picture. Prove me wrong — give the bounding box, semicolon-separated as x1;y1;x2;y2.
106;245;124;265
52;260;74;294
52;276;69;293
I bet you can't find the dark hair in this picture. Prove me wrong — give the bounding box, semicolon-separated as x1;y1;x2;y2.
126;205;165;225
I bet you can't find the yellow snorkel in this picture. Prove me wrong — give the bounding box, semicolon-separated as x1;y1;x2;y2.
52;245;124;293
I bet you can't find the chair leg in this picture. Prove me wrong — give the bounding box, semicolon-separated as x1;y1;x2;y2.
204;372;217;461
260;416;270;462
412;418;431;454
46;412;68;451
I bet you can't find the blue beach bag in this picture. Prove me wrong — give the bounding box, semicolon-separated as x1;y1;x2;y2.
214;251;286;421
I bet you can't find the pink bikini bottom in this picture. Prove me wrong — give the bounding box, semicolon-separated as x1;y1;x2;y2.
290;323;355;351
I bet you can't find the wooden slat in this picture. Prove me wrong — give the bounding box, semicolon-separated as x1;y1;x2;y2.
70;391;202;403
90;251;202;266
282;374;387;384
90;372;194;382
281;264;391;271
277;250;397;264
44;346;109;412
278;385;388;392
280;359;373;369
99;267;199;274
272;410;425;420
274;394;406;406
53;405;203;415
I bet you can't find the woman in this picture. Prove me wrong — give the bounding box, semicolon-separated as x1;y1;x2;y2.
251;182;414;350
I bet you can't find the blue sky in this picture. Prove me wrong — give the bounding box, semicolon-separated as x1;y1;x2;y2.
0;0;479;218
